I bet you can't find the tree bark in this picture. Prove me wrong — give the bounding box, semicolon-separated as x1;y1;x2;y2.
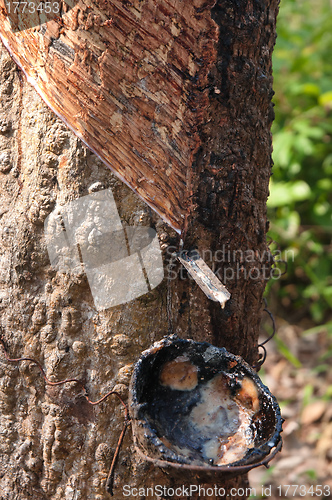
0;1;279;499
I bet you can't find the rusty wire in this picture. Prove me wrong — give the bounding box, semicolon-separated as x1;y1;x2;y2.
134;439;283;474
0;336;129;496
253;237;287;369
254;298;276;369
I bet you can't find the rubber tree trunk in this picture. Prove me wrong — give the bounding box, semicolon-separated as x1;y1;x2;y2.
0;1;279;499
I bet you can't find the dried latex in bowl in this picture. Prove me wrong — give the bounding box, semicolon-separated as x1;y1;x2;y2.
129;337;283;469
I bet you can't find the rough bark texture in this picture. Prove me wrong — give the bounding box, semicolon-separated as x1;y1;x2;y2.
0;0;279;499
0;0;219;232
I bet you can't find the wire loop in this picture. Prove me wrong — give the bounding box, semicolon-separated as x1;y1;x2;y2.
0;335;129;496
254;298;276;369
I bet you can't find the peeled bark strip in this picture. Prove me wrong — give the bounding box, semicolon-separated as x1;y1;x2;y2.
0;0;279;499
0;0;218;232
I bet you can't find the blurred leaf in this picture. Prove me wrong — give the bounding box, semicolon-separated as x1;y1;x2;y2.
319;90;332;107
273;131;294;167
324;385;332;398
274;337;302;368
316;178;332;190
305;469;318;481
268;180;311;207
267;0;332;323
301;83;320;96
303;321;332;336
302;383;314;407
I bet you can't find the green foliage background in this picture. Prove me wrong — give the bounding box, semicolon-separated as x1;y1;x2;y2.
268;0;332;326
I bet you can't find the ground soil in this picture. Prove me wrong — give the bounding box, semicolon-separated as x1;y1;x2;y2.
249;316;332;499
